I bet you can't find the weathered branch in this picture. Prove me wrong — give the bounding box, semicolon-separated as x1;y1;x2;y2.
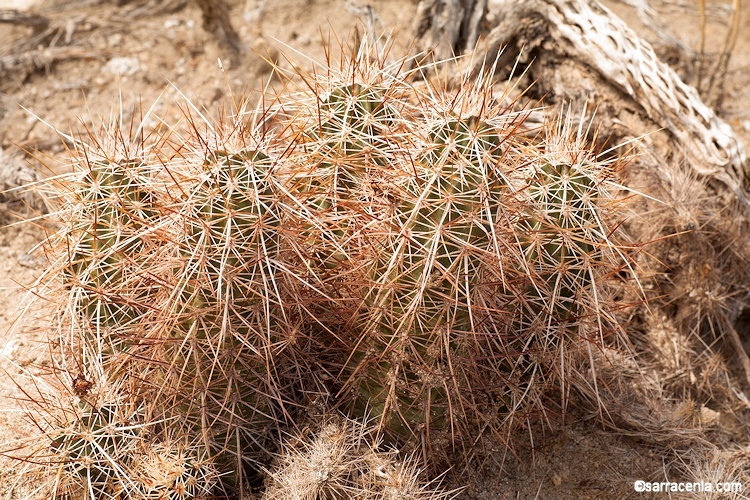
413;0;488;61
195;0;243;56
0;9;49;31
0;47;99;84
467;0;747;197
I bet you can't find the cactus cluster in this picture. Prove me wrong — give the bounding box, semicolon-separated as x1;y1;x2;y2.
22;37;634;497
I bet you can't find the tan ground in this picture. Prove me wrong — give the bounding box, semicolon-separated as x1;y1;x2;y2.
1;0;749;498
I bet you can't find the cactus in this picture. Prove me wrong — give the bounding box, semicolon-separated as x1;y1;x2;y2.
20;34;637;497
515;113;621;340
125;131;325;493
42;118;307;495
51;398;144;499
133;441;219;499
313;82;397;164
62;157;159;352
262;416;453;500
323;79;628;454
521;160;600;323
168;144;290;488
290;75;408;282
334;99;521;447
51;395;219;499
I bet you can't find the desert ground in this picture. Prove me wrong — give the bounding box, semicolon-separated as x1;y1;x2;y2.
2;0;750;498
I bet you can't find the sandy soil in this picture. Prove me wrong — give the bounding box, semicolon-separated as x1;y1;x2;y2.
1;0;749;498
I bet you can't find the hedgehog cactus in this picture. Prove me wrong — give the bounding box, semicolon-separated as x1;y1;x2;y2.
63;157;158;346
52;393;219;500
52;399;143;498
522;160;600;322
315;83;397;162
262;415;452;500
333;97;523;446
290;75;409;281
43;119;310;496
516;115;620;339
133;441;219;499
329;89;626;450
21;35;637;497
169;143;292;486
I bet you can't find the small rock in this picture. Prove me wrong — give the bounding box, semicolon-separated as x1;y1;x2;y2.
174;57;186;76
108;33;123;47
102;57;141;76
700;406;721;426
16;251;38;268
0;339;19;361
295;33;310;46
244;0;265;23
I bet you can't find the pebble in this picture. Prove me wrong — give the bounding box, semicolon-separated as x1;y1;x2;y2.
102;57;141;76
16;252;37;268
0;339;19;361
108;33;123;47
700;406;721;426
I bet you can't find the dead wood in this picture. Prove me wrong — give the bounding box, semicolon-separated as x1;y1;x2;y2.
194;0;243;58
413;0;488;61
461;0;747;200
0;9;49;31
0;47;100;84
